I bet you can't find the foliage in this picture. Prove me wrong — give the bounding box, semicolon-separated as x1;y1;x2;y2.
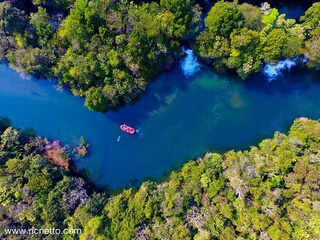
84;87;109;112
262;8;279;25
300;2;320;31
303;27;320;70
71;118;320;239
196;1;312;79
238;3;263;31
228;28;262;78
300;2;320;70
2;118;320;239
204;1;243;38
0;124;92;235
261;28;287;62
1;0;320;108
0;2;26;34
0;0;200;112
30;7;53;47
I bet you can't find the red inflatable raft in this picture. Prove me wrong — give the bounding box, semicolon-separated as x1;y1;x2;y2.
120;124;135;134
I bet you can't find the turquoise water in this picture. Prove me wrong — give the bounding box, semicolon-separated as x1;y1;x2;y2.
1;62;320;188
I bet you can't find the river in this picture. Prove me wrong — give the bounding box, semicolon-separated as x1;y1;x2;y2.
1;51;320;188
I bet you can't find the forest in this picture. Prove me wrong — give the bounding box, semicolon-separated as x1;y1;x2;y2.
0;0;320;112
1;1;320;239
0;117;320;239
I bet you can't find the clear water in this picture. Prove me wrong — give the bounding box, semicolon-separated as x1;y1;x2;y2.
1;60;320;188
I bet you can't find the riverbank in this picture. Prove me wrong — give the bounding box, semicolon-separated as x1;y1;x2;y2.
1;0;320;113
1;117;319;239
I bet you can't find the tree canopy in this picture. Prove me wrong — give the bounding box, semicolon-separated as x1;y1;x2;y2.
196;1;311;79
300;2;320;70
1;118;320;239
0;0;200;112
0;0;320;109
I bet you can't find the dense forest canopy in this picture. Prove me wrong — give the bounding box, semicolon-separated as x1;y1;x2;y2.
196;1;305;77
0;117;320;239
0;0;320;112
0;0;201;112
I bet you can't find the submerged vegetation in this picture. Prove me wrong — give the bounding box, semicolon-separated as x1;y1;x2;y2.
0;0;320;112
1;117;320;239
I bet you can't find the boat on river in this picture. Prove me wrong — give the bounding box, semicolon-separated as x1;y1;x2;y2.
120;124;135;134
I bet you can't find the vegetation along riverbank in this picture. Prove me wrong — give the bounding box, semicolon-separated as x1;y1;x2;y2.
0;0;320;112
0;117;320;239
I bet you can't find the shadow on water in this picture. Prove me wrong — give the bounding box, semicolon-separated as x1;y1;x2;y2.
106;69;188;125
106;53;199;127
242;68;319;96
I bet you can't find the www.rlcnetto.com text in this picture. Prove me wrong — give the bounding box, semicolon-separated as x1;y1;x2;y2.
4;228;82;235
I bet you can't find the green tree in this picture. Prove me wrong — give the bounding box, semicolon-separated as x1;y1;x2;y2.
0;2;26;34
80;216;109;240
238;3;262;31
196;1;244;73
262;28;287;62
283;24;304;58
27;173;53;195
30;7;53;46
300;2;320;31
301;3;320;69
160;0;193;38
84;87;109;112
262;8;279;26
204;1;243;38
303;27;320;70
228;28;262;78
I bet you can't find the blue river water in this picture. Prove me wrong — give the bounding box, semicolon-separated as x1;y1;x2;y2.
1;53;320;188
